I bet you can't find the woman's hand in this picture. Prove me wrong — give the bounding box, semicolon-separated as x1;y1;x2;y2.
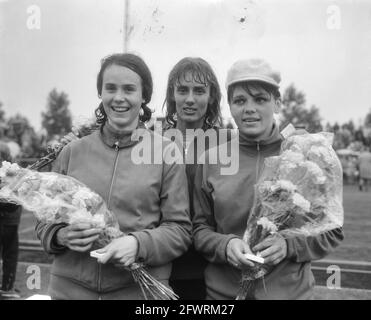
253;234;287;266
226;238;255;270
96;235;139;267
56;223;102;252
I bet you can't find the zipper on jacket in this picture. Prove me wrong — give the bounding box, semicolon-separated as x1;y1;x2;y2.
98;263;102;296
98;141;120;294
255;142;261;183
252;141;261;299
107;141;120;209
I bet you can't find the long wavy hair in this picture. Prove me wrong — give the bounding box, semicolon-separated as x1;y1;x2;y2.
95;53;153;124
163;57;222;129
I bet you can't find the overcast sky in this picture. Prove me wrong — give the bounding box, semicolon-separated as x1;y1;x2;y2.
1;0;371;130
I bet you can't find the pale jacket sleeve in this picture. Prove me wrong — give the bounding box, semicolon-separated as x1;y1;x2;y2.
35;145;71;254
285;227;344;262
130;142;192;266
192;163;238;264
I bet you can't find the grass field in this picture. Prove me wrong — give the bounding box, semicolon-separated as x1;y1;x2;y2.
326;184;371;262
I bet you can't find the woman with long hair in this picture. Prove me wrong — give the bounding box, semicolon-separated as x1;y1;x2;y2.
164;57;223;299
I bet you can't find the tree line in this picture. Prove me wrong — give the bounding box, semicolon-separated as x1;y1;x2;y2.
0;84;370;160
278;84;371;152
0;88;72;159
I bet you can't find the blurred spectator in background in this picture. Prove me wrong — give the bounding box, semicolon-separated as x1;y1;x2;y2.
5;141;21;161
358;146;371;191
337;149;360;185
6;117;42;159
0;124;21;160
343;155;359;185
0;141;22;299
339;155;349;184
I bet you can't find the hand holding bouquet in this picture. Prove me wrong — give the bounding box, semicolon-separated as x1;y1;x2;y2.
0;161;122;247
0;161;178;300
237;131;344;299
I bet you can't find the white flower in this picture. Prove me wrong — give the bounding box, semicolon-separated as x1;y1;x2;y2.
303;161;326;184
0;161;21;178
73;187;95;201
286;133;333;155
270;180;297;193
91;214;105;228
72;115;97;137
68;208;94;225
281;150;305;164
71;197;86;209
257;217;278;234
307;145;334;168
292;193;311;212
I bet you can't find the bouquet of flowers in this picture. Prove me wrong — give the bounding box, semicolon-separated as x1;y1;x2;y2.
237;131;344;299
0;164;178;300
0;161;122;247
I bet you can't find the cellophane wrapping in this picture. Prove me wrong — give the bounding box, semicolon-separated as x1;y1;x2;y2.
0;161;178;300
0;161;123;247
239;132;344;297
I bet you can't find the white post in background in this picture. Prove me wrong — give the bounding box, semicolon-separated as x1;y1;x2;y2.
123;0;130;52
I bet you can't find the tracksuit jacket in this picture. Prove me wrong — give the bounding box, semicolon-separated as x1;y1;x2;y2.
193;124;344;300
36;123;192;299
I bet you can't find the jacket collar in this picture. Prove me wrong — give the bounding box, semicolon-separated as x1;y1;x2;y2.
99;121;146;149
238;122;282;150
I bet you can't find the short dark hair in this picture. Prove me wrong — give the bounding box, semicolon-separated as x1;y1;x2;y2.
227;81;281;104
164;57;222;129
95;53;153;124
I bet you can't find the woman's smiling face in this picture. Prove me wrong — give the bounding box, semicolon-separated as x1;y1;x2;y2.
101;64;144;131
229;84;280;140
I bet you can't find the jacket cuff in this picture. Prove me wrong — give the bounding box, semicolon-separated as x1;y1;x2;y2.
44;223;68;254
220;234;240;263
128;231;147;262
285;236;299;260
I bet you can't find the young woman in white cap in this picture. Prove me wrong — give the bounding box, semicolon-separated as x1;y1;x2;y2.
193;58;344;299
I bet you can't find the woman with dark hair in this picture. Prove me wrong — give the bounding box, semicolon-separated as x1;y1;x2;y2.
164;57;224;300
193;58;344;300
95;53;153;125
36;53;192;300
